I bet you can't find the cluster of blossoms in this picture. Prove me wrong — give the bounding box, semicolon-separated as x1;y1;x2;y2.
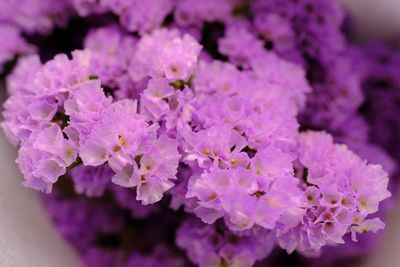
2;48;183;204
0;0;397;267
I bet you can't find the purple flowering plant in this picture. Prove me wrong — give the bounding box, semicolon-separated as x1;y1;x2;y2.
0;0;398;266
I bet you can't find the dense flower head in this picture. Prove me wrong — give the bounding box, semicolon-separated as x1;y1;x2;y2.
0;1;396;267
140;77;175;121
80;99;180;204
130;28;202;82
186;147;304;232
1;55;43;145
1;50;99;145
219;25;265;69
17;124;77;192
277;131;391;256
83;25;138;92
64;79;112;146
190;71;303;154
32;50;94;96
5;55;42;95
1;49;183;203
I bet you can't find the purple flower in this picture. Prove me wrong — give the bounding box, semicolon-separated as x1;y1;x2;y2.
17;125;77;192
84;25;138;89
218;25;265;69
64;80;112;145
187;146;304;231
130;28;202;81
80;99;153;166
2;50;106;146
1;55;43;144
183;125;249;170
80;99;180;204
193;60;242;95
111;134;180;204
33;50;94;97
140;78;175;120
277;131;391;255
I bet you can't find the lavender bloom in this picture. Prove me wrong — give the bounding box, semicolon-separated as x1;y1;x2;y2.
130;28;202;81
277;131;391;256
17;125;77;193
140;78;175;121
5;55;42;95
187;146;304;231
64;79;112;146
32;50;94;97
1;55;43;145
183;124;249;170
80;100;180;204
2;50;102;146
193;60;242;95
218;25;265;69
84;25;138;91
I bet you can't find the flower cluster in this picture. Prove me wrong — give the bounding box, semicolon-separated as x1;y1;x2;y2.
186;145;304;232
0;0;396;267
2;48;181;204
278;131;390;256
